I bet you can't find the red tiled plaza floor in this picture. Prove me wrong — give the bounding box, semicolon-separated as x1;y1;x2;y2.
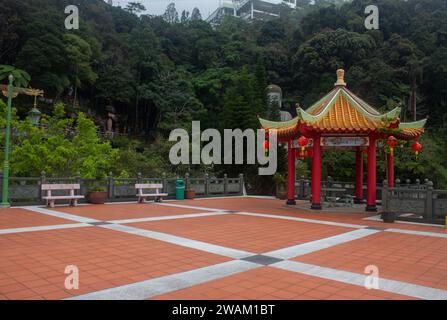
0;226;229;300
292;231;447;290
0;208;74;229
152;267;416;300
1;197;446;300
53;203;209;221
128;214;354;253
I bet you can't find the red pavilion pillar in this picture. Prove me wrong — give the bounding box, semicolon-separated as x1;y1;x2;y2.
366;136;377;211
354;148;364;204
311;135;322;210
387;152;395;188
286;140;296;205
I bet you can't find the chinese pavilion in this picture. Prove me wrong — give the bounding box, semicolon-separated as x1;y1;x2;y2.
259;69;427;211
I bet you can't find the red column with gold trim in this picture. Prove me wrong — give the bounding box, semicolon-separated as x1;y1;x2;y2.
311;136;322;210
286;140;296;205
366;136;377;211
354;148;364;204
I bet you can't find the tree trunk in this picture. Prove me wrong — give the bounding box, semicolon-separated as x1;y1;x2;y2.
411;77;417;121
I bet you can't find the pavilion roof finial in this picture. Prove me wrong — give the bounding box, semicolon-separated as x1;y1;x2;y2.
334;69;346;87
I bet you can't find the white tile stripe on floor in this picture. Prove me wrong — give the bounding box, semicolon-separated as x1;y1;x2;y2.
0;223;92;235
385;228;447;238
109;211;230;224
364;214;445;228
264;229;382;260
68;260;261;300
100;224;254;259
156;202;224;212
272;260;447;300
236;211;367;229
24;206;100;223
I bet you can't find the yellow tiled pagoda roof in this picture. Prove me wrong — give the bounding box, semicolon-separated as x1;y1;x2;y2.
296;89;401;132
259;69;426;140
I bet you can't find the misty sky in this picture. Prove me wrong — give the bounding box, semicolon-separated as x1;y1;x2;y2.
119;0;220;17
118;0;283;18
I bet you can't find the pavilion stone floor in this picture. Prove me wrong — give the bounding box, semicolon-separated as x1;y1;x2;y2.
0;197;446;300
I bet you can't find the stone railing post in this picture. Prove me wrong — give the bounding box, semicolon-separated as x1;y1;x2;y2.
204;173;210;196
327;176;333;188
184;173;189;191
39;171;46;201
425;180;434;223
305;179;310;200
162;172;167;194
223;174;228;195
107;172;114;200
137;172;142;184
395;178;400;198
75;171;81;196
415;179;421;198
382;179;388;213
239;173;244;195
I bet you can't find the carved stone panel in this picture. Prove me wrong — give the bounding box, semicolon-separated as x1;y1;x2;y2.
389;198;425;214
434;199;447;217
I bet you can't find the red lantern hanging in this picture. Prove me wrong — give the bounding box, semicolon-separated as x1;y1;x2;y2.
412;141;422;159
263;140;270;150
297;136;309;156
386;136;398;156
263;139;269;156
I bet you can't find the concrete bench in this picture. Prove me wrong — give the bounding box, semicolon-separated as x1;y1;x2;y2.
42;184;84;208
135;184;168;203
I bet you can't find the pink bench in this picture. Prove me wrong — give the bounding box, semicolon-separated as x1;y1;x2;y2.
135;184;167;203
42;184;84;208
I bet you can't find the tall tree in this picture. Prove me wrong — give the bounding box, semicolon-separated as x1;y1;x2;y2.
64;34;98;107
125;2;146;15
163;3;179;24
181;10;190;23
191;8;202;21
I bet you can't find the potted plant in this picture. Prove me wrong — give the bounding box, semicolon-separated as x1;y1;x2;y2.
185;188;196;199
87;184;107;204
273;173;287;200
185;178;195;199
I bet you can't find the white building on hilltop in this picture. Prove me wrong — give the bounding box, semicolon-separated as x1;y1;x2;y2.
207;0;296;26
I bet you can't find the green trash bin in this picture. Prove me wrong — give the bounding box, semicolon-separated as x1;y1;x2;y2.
176;179;185;200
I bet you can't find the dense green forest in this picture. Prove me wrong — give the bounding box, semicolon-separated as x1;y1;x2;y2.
1;0;447;192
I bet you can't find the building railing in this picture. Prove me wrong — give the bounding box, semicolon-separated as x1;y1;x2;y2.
294;178;382;201
0;172;245;206
382;179;447;225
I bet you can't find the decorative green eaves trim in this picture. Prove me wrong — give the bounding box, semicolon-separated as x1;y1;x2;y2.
259;116;299;129
399;119;427;129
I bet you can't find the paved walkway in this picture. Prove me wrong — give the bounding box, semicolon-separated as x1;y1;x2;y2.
0;197;446;300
